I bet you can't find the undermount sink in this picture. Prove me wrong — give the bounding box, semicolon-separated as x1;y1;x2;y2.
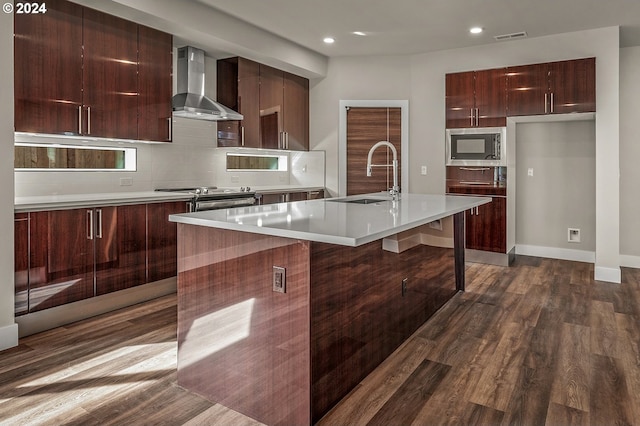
330;198;388;204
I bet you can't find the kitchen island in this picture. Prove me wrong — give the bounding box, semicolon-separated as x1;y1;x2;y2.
170;193;490;425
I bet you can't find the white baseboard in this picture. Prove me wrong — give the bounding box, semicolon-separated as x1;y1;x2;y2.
0;323;19;351
515;244;595;263
595;266;622;284
621;254;640;269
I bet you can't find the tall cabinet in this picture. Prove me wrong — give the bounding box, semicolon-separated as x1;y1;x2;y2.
217;57;309;150
14;0;173;142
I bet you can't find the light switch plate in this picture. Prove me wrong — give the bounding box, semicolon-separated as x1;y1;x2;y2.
527;168;534;177
421;166;427;175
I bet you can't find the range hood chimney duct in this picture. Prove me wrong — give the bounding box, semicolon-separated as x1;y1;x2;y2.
172;46;243;121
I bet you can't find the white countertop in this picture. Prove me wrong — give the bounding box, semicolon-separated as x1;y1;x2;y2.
169;193;491;246
15;191;192;212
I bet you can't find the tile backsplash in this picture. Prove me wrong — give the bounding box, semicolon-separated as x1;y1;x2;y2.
14;117;325;197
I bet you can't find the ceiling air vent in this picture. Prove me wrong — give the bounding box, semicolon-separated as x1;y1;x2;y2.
494;31;528;41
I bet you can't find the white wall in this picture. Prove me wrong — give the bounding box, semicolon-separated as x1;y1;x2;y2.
311;26;621;281
620;46;640;265
1;5;18;350
515;121;596;256
310;56;412;196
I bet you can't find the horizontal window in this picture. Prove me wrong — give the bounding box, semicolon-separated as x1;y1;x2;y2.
226;153;288;171
15;143;136;171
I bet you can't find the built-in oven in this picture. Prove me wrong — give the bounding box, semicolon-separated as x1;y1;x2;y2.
155;187;256;212
446;127;506;166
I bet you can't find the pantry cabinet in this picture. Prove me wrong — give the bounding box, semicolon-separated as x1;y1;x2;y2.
445;68;507;128
15;201;186;315
14;0;173;142
507;57;595;116
217;57;309;150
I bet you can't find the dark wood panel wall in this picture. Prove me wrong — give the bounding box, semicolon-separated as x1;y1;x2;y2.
346;107;402;196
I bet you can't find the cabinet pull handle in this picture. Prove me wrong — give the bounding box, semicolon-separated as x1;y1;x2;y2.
87;106;91;135
96;208;103;239
470;108;474;127
285;132;289;149
460;167;490;171
476;206;479;215
544;93;548;114
78;106;83;134
475;108;479;126
167;117;172;140
241;126;245;147
87;210;94;240
550;93;554;113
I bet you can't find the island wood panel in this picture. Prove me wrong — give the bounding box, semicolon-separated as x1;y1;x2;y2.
14;0;83;135
176;225;311;426
309;240;458;422
346;107;401;196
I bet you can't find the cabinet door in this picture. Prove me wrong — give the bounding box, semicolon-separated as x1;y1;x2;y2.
283;72;309;150
148;201;188;282
29;210;94;312
445;71;475;128
238;58;261;147
15;214;29;316
259;64;284;149
549;58;596;114
466;197;506;253
95;205;147;295
14;0;83;135
475;68;507;127
82;8;139;139
506;63;550;116
138;25;173;142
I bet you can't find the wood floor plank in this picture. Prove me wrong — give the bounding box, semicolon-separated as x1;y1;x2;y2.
2;262;640;425
550;323;590;411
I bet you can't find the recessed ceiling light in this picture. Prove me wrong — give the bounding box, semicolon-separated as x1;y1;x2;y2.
469;27;483;34
352;31;367;36
323;37;335;44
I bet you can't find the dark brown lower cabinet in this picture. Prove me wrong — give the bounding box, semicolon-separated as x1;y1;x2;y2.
28;209;95;313
147;201;187;282
465;196;506;253
15;200;186;315
14;213;29;315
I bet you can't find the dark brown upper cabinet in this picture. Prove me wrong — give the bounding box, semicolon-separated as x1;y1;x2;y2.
138;25;173;142
446;68;507;128
507;57;595;116
216;57;261;147
14;0;173;142
217;57;309;150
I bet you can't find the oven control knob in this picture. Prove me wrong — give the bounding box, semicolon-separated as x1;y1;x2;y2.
240;187;246;192
195;188;202;194
202;187;209;194
246;187;251;192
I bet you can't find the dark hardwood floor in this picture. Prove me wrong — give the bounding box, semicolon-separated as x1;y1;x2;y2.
1;256;639;425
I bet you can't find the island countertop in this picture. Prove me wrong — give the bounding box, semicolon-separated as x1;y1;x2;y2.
169;192;490;246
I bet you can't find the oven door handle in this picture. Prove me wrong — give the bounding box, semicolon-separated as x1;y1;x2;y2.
194;197;256;211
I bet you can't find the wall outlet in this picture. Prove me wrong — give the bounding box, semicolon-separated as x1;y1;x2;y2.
428;219;443;231
527;168;534;177
421;166;427;175
568;228;581;243
119;177;133;186
273;266;286;293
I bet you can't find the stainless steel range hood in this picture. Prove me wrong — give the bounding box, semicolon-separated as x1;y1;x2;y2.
172;46;243;121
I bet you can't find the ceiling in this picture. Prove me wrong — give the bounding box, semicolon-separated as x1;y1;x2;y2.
196;0;640;57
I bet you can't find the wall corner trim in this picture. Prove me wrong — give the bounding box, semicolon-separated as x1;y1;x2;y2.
594;266;622;284
0;323;19;352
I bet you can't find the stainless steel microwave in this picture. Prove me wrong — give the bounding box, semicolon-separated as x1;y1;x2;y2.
446;127;506;166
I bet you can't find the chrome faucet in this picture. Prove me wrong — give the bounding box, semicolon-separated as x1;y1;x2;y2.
366;141;400;200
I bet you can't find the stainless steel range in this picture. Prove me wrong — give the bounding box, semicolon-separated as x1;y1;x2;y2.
155;186;256;212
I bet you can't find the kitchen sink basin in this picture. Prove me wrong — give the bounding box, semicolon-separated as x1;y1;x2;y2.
330;198;388;204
